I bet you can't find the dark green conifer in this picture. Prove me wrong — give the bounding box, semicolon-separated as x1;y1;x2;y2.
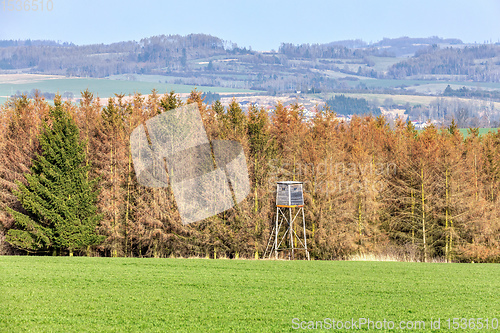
5;98;103;255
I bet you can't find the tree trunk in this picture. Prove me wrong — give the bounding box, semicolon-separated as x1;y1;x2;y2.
411;187;415;245
421;167;427;263
445;167;449;263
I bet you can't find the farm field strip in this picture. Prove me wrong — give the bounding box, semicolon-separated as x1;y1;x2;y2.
0;75;256;102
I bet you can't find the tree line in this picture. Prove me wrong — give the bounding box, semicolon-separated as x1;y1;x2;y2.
326;95;381;116
1;90;500;262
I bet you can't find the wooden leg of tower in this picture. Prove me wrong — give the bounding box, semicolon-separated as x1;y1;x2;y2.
290;207;294;260
275;206;279;260
302;207;310;260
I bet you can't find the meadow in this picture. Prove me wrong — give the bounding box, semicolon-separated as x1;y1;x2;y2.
1;257;499;332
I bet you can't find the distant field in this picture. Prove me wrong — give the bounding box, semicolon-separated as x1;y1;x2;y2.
358;78;433;89
0;74;61;84
324;92;500;109
413;128;497;138
311;68;375;81
366;56;403;73
349;77;500;93
0;74;256;104
3;73;500;111
411;83;461;94
108;73;256;85
1;257;499;332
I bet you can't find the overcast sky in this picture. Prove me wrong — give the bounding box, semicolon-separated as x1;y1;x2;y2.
1;0;499;50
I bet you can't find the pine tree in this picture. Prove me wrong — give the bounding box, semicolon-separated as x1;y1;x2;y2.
160;90;183;112
227;98;247;139
5;98;104;255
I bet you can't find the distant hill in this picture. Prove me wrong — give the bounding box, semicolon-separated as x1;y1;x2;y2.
369;36;463;56
1;34;499;97
0;39;74;48
0;34;467;77
0;34;243;76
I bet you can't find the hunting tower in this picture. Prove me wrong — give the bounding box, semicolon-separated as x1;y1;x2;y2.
265;181;310;260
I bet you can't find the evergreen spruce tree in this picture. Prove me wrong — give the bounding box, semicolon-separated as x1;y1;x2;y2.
5;98;104;255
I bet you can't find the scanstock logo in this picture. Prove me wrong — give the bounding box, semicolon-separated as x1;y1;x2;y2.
130;104;250;225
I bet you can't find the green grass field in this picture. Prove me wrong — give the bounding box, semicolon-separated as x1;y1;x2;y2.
1;257;499;332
